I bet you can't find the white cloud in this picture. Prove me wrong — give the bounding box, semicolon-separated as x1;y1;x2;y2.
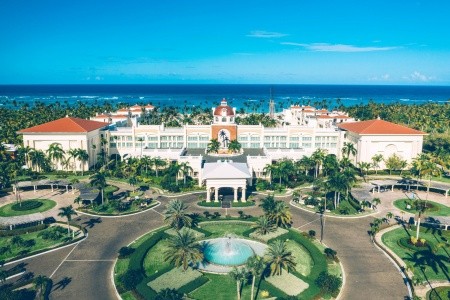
281;42;398;52
247;30;288;38
369;74;391;81
405;71;434;82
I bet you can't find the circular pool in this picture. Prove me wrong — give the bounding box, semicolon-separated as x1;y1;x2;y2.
203;237;255;266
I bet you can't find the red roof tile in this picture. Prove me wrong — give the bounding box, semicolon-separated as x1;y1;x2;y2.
19;117;109;133
338;119;426;135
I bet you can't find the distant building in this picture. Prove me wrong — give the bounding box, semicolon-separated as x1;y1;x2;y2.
18;100;426;194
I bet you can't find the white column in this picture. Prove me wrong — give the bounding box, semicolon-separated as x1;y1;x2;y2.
241;187;246;202
233;188;238;202
206;187;211;202
214;188;219;202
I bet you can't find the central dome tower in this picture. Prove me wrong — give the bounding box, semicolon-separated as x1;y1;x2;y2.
213;98;235;124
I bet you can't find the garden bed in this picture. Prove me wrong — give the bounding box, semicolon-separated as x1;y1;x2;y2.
0;199;57;217
393;199;450;216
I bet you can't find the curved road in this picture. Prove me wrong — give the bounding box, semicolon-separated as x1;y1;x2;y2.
4;193;409;300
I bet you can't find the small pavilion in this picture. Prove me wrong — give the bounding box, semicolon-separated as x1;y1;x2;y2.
201;160;252;202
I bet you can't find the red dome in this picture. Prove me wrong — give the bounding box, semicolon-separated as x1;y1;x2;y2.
213;99;235;116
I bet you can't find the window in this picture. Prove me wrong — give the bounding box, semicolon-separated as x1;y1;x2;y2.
238;135;248;141
126;136;132;141
110;143;116;148
290;136;299;141
250;142;259;148
148;136;158;141
199;136;209;141
290;142;299;148
251;136;260;141
188;136;198;141
222;117;226;122
302;136;312;141
160;136;168;141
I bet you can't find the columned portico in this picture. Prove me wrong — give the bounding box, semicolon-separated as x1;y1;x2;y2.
201;161;252;204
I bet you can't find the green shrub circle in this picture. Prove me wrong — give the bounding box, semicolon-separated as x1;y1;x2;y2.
11;200;43;211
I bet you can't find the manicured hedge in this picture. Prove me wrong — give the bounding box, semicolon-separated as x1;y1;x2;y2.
0;224;47;237
12;200;43;211
129;231;169;271
178;275;209;294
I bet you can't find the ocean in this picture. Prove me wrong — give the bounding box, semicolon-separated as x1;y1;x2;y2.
0;84;449;111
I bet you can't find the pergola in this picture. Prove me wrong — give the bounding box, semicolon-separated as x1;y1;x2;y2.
370;180;399;193
0;213;45;230
415;215;449;231
201;161;252;202
74;183;100;203
13;179;73;194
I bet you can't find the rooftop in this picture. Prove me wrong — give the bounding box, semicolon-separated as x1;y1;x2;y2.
338;119;426;135
18;117;109;133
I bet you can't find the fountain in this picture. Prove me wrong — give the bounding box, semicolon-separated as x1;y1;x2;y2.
203;235;255;266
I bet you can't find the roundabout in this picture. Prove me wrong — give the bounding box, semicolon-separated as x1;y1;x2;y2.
0;199;57;217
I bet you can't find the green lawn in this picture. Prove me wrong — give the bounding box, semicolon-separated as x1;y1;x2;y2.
199;222;252;238
0;199;56;217
427;286;450;300
393;199;450;216
0;226;70;261
143;239;171;277
382;226;450;283
189;273;255;300
286;240;313;276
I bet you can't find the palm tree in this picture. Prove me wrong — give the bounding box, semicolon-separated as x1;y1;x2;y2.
128;175;138;192
76;149;89;175
207;138;220;154
252;215;276;235
265;239;296;276
0;269;7;284
34;275;48;298
229;267;247;300
163;229;203;271
152;157;166;177
68;148;79;173
263;163;277;185
90;171;107;204
246;255;265;300
46;142;65;170
342;142;357;161
269;201;292;228
164;199;192;231
179;162;193;185
372;198;381;210
357;162;372;181
371;154;384;174
228;139;242;154
58;205;77;237
29;149;48;172
327;173;348;209
311;149;327;178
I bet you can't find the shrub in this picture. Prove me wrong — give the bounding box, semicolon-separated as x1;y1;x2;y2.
119;269;143;291
304;197;318;206
155;288;183;300
118;246;135;258
315;271;342;296
308;230;316;238
260;290;270;298
324;248;337;259
410;236;418;245
11;200;43;211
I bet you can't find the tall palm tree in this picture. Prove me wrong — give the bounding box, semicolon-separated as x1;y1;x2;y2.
263;163;277;185
246;255;265;300
46;142;65;170
228;139;242;153
357;162;372;181
229;267;247;300
311;149;327;178
68;148;79;173
265;239;296;276
58;205;77;237
163;229;203;271
76;149;89;175
371;154;384;174
206;138;220;154
34;275;48;298
327;173;348;209
179;162;193;185
342;142;357;161
252;215;276;235
29;149;48;172
269;201;292;228
152;157;166;177
164;199;192;231
90;171;107;204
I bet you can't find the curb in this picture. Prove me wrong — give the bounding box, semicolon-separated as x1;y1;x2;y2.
289;200;379;219
75;201;161;218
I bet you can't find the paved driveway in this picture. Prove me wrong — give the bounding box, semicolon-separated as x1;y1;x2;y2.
2;188;413;300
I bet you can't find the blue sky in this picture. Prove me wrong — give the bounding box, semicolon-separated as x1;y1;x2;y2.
0;0;449;84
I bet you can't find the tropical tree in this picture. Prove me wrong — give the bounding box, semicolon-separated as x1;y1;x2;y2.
371;154;384;174
229;267;247;300
128;175;138;192
164;199;192;231
179;162;193;185
246;255;265;300
68;148;79;173
34;275;49;299
0;269;7;284
357;162;372;181
207;138;220;154
252;215;276;235
29;149;48;172
327;173;348;209
269;201;292;228
228;139;242;154
163;229;203;271
384;153;406;175
372;198;381;210
311;149;327;178
265;239;296;276
263;164;277;185
76;149;89;175
58;205;77;237
152;157;166;177
259;194;277;215
155;288;183;300
341;142;357;161
90;171;107;204
46;142;65;170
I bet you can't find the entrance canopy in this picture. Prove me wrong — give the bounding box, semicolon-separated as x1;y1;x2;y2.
201;161;252;202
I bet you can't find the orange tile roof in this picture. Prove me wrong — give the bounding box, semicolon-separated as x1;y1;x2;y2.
19;117;109;133
338;119;426;135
